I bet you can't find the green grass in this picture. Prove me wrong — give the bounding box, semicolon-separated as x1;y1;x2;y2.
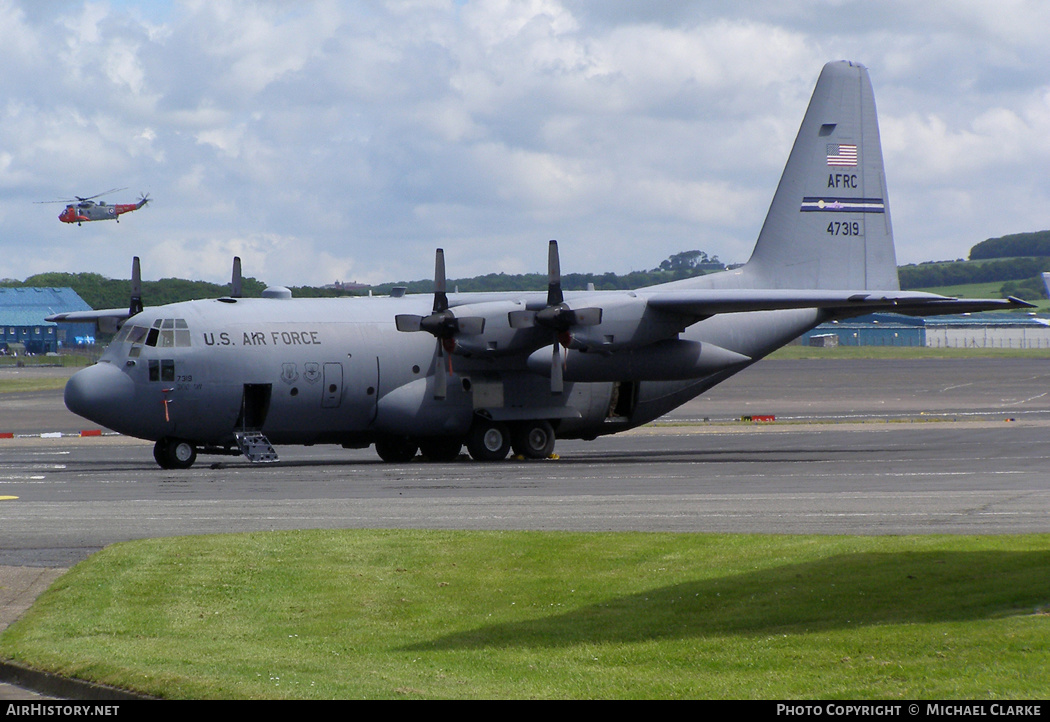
912;281;1012;299
2;530;1048;699
912;282;1050;313
0;377;68;393
0;354;95;370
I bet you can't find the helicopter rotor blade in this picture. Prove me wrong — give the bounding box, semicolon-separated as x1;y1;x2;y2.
76;187;127;203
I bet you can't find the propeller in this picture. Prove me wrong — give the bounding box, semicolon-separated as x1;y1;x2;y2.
230;257;242;298
395;249;485;399
508;240;602;394
129;257;143;317
138;192;151;208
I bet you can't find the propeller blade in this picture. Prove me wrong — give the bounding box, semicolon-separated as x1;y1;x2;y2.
565;307;602;326
395;314;423;332
507;309;536;329
454;317;486;336
433;340;448;400
433;248;448;313
550;339;564;394
546;239;563;307
129;257;143;316
231;257;242;298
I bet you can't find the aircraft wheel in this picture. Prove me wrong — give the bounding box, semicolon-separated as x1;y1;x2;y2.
155;438;197;469
418;437;463;462
466;420;511;461
511;420;556;459
374;436;418;463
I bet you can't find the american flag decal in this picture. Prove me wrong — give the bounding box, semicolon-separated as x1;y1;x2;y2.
826;143;858;167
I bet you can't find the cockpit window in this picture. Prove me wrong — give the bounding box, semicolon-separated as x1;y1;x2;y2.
116;319;191;352
175;319;190;347
142;319;192;348
126;326;148;345
148;359;176;382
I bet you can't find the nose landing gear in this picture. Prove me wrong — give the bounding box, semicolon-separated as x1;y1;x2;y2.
154;437;197;469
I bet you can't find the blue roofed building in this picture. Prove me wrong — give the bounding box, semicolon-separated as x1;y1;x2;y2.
797;313;1050;349
0;287;95;354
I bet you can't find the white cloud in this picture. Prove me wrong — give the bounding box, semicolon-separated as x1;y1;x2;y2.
4;0;1050;285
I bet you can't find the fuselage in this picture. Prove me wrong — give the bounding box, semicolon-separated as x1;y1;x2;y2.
56;61;1025;468
64;289;823;453
59;200;145;224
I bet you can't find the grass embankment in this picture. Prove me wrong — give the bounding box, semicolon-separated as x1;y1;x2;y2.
0;354;96;369
913;281;1050;313
2;530;1047;699
0;378;68;393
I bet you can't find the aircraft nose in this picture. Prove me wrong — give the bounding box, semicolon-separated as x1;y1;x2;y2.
65;362;136;430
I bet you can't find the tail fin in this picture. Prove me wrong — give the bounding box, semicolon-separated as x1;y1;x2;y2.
745;61;898;290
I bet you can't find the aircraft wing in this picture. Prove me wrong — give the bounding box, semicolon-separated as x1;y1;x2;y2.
45;308;133;335
44;256;244;335
46;309;129;322
643;289;1033;319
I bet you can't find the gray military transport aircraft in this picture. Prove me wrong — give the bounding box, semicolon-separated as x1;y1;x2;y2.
49;61;1031;469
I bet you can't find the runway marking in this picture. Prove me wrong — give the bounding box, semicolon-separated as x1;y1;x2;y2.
1005;392;1049;406
0;496;18;501
4;451;72;457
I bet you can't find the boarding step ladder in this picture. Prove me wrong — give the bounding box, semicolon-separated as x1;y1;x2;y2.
234;431;279;463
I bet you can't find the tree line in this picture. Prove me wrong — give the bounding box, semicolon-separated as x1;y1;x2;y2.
2;251;728;309
7;234;1050;309
899;230;1050;298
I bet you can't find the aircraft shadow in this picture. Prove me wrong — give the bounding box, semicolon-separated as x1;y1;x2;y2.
58;449;879;474
404;550;1050;651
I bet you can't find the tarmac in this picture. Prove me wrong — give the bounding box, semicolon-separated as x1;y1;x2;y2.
1;358;1048;699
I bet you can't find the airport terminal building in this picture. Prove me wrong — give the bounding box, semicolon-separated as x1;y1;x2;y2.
0;287;94;355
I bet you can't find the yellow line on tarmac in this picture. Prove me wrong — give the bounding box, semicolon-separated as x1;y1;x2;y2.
0;496;19;501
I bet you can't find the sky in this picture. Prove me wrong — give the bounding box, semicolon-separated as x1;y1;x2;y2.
4;0;1050;288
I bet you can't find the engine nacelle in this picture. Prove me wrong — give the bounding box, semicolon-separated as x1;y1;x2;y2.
557;294;689;352
446;299;547;357
527;339;750;382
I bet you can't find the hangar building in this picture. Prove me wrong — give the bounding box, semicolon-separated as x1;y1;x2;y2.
0;287;94;355
798;313;1050;349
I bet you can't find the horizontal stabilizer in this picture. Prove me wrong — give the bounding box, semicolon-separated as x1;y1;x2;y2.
644;288;1033;318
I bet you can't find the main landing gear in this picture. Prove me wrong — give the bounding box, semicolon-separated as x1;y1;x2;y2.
374;418;557;463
